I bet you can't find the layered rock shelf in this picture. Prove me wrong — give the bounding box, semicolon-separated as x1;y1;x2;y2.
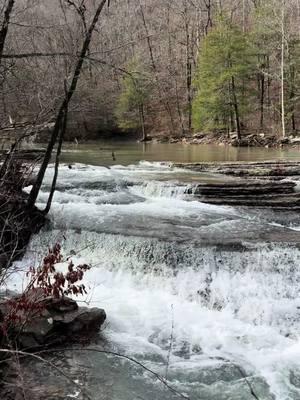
175;160;300;180
177;161;300;209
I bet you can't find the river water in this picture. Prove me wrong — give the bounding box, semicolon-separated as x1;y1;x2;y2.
11;143;300;399
60;141;300;166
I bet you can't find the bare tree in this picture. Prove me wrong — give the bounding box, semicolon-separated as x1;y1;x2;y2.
0;0;15;63
27;0;108;210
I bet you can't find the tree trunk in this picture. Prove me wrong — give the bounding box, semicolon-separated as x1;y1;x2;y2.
167;3;185;136
267;55;271;107
288;60;296;132
242;0;246;33
0;0;15;63
231;76;241;140
139;103;146;141
185;18;192;132
204;0;212;35
292;111;296;132
139;0;175;132
281;0;286;138
230;108;234;132
290;74;296;132
260;72;265;131
43;108;68;214
175;77;185;136
27;0;107;210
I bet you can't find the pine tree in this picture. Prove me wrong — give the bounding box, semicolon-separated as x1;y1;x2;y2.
192;18;255;139
115;59;150;140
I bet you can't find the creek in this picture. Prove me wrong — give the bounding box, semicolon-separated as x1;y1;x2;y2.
9;143;300;400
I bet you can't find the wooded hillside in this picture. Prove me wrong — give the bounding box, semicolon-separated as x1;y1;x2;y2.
1;0;300;140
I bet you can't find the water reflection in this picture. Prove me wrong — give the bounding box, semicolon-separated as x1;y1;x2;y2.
60;141;300;166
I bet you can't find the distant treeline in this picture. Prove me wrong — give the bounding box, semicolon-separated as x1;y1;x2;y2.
1;0;299;139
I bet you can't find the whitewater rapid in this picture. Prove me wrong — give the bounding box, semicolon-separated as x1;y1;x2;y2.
11;162;300;399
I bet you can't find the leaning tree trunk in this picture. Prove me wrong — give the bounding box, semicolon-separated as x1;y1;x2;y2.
43;108;68;214
27;0;107;210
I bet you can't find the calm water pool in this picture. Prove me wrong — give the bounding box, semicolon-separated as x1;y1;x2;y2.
60;141;300;166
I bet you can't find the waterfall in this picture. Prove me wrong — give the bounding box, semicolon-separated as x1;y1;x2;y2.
11;162;300;400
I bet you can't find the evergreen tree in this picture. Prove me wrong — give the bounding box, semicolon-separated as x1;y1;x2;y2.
115;59;150;140
192;18;255;139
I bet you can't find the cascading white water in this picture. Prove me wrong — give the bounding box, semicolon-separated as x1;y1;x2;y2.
13;162;300;400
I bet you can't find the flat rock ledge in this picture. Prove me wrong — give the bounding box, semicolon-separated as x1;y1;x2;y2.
175;161;300;210
0;292;106;348
174;160;300;180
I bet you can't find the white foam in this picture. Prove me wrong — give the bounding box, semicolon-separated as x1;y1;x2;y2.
12;162;300;399
11;237;300;400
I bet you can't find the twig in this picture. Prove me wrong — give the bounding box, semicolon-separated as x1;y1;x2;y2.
165;303;174;380
35;347;191;400
231;363;260;400
0;349;93;400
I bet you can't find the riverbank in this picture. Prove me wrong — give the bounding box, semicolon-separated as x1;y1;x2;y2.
0;162;45;270
151;131;300;148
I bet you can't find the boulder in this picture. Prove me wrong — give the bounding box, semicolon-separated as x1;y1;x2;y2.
155;136;169;143
139;136;153;142
0;295;106;349
281;137;290;145
231;138;249;147
291;138;300;145
193;133;205;139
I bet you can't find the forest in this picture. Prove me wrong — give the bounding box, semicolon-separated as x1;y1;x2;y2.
1;0;300;143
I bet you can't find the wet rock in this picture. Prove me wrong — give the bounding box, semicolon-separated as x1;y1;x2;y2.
231;138;249;147
193;133;205;139
0;294;106;349
192;344;203;354
291;138;300;145
281;138;290;144
169;361;249;385
45;296;78;313
290;370;300;388
173;340;191;359
176;160;300;209
139;136;153;142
